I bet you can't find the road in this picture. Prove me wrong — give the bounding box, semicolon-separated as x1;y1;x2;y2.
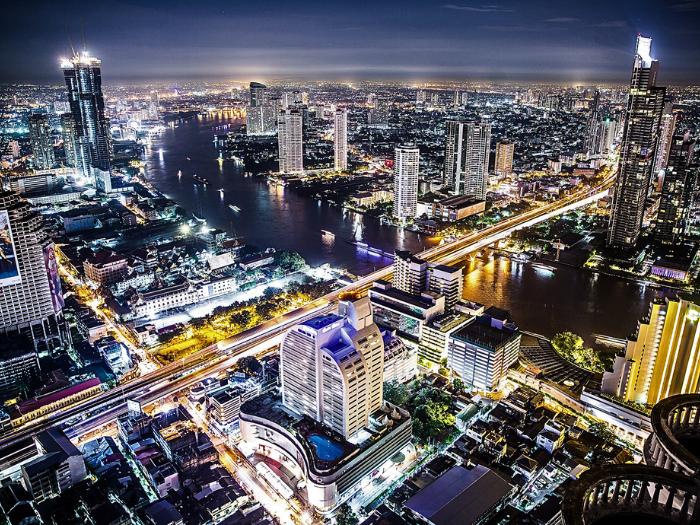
0;173;614;453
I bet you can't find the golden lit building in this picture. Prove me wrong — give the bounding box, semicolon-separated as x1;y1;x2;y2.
602;296;700;405
494;141;515;176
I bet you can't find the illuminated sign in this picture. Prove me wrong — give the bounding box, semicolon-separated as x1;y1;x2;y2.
43;243;64;312
0;210;21;287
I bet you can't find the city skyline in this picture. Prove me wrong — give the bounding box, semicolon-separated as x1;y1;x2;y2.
3;1;700;84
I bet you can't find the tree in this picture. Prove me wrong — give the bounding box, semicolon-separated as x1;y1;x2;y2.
551;331;604;373
452;377;464;393
230;309;253;329
237;356;262;376
335;503;358;525
383;381;410;406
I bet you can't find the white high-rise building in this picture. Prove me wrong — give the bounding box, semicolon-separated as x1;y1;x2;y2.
334;108;348;171
278;108;304;174
0;191;67;351
393;145;420;220
462;122;491;198
280;297;384;439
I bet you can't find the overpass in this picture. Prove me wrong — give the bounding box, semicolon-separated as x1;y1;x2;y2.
0;175;613;453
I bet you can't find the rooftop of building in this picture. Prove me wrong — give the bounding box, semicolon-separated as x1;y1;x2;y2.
404;464;511;525
394;250;426;265
370;281;441;312
301;313;343;331
452;315;520;350
436;194;485;207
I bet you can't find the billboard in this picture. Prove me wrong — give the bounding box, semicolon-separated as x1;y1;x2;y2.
0;210;21;287
43;243;64;312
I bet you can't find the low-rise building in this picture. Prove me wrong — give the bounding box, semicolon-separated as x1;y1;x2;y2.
21;428;87;502
83;251;128;286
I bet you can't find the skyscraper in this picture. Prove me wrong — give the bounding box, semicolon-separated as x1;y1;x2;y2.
443;121;491;198
494;141;514;176
246;82;276;135
148;90;160;120
654;118;697;245
277;108;303;173
334;108;348;171
61;52;111;179
60;113;78;168
0;191;67;351
585;89;601;157
28;114;55;170
443;121;465;189
249;81;266;108
607;35;666;249
393;145;420;220
602;295;700;405
280;297;384;439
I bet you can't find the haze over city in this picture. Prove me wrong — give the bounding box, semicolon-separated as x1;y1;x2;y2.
4;0;700;83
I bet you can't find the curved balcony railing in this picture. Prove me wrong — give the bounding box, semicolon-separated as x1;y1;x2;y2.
644;394;700;477
561;464;700;524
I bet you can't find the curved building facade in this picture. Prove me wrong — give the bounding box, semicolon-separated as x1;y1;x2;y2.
240;394;411;512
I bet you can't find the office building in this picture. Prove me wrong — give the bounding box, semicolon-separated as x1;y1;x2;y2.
0;334;40;397
602;296;700;406
61;52;111;180
654;121;697;245
334;107;348;171
393;250;427;295
607;35;666;249
393;144;420;220
28;114;54;169
447;311;521;391
443;121;491;198
494;141;514;176
427;264;463;309
0;191;67;351
277;108;304;174
21;428;87;502
280;297;384;439
419;311;476;365
60;113;78;167
369;280;445;342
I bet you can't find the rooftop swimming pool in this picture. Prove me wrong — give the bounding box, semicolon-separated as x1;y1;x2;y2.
307;433;345;462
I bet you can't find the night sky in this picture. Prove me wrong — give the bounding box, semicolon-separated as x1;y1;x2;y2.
3;0;700;84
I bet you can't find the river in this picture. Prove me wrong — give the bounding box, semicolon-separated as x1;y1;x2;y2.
145;113;661;341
